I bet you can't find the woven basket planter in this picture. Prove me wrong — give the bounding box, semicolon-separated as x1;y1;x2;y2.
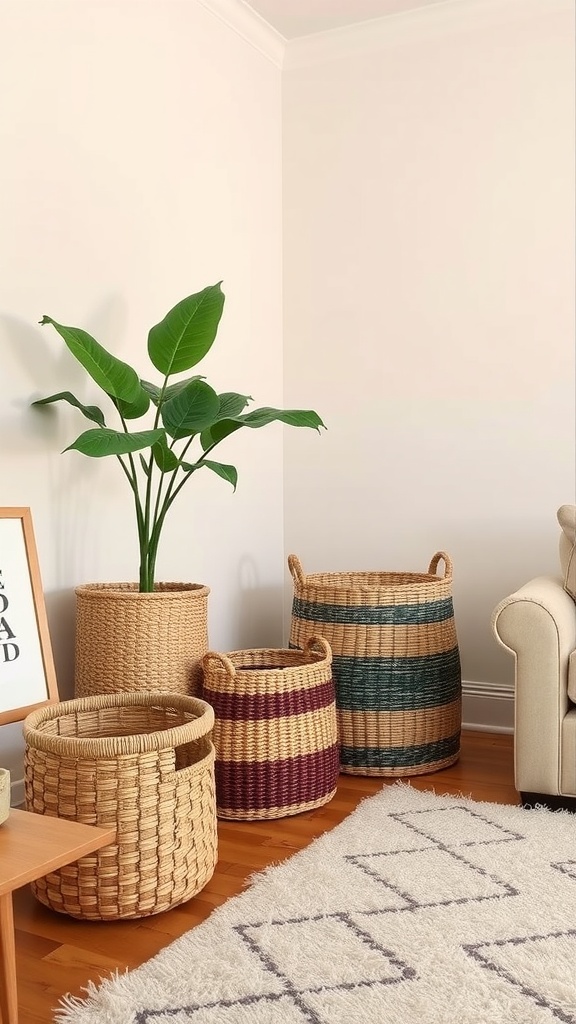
74;582;210;698
202;636;339;820
23;691;217;920
289;552;462;778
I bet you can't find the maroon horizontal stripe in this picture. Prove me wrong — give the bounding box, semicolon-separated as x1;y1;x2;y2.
215;745;340;814
203;678;335;722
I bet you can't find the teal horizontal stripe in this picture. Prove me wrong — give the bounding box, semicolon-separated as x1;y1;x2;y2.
340;733;460;770
333;649;461;710
292;596;455;626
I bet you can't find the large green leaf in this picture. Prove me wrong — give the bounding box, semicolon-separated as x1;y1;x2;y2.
32;391;106;426
196;460;238;490
216;392;253;418
242;408;326;430
39;317;141;403
162;379;220;440
141;375;205;406
201;407;326;450
197;392;252;447
64;428;164;458
114;385;151;420
147;283;225;377
140;379;162;404
151;435;180;472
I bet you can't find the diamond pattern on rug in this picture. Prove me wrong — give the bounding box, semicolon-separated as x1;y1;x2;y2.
348;845;518;909
137;805;521;1022
136;915;416;1022
238;913;416;990
463;930;576;1023
552;860;576;882
391;807;525;848
136;992;320;1022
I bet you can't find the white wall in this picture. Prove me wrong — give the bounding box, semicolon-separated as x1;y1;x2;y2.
0;1;285;785
282;0;575;706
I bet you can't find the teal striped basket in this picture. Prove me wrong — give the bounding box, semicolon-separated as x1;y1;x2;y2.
288;552;462;777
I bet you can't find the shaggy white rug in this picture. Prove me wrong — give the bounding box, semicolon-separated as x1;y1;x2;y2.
56;784;576;1024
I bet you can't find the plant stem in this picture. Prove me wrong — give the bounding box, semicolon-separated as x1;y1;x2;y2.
139;377;173;592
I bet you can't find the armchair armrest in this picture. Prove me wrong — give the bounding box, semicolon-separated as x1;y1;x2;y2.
492;575;576;795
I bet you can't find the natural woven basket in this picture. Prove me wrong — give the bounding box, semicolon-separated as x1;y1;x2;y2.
0;767;9;825
74;582;210;697
202;636;339;820
289;552;462;777
23;691;217;920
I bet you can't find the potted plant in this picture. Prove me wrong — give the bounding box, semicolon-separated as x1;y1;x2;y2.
32;282;325;696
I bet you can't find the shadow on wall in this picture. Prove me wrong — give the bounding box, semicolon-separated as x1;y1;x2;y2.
3;296;128;388
2;296;129;461
210;556;285;653
2;313;69;457
4;308;139;593
235;585;284;651
44;588;76;700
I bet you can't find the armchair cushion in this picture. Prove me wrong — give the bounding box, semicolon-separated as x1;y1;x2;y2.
558;504;576;600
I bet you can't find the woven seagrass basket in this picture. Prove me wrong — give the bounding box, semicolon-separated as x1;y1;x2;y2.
0;768;9;825
202;636;339;820
74;582;210;697
23;691;217;920
289;552;462;777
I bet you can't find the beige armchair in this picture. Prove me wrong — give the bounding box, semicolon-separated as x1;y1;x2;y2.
492;505;576;809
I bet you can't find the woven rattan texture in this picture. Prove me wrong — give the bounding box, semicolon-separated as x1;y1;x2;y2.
23;692;217;920
288;553;462;777
202;638;339;820
0;768;9;825
74;582;209;697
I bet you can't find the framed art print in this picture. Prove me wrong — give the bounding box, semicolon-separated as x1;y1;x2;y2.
0;507;58;725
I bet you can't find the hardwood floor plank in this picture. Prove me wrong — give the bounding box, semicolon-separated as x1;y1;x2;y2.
12;729;515;1022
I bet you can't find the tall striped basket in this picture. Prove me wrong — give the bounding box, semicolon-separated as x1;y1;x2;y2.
202;637;339;819
289;552;462;777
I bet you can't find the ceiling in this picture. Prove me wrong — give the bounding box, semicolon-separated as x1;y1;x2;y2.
240;0;452;40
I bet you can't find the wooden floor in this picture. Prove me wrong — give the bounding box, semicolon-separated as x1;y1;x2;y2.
12;730;515;1023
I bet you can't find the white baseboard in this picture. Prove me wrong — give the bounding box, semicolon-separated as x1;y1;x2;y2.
462;680;514;734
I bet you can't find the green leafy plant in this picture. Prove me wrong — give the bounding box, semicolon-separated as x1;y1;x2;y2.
32;282;325;592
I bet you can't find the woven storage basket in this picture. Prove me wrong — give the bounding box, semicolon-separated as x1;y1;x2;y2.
289;552;462;777
202;636;339;820
74;582;210;698
23;691;217;920
0;768;9;825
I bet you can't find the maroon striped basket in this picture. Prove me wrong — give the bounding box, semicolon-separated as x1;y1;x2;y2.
201;637;339;820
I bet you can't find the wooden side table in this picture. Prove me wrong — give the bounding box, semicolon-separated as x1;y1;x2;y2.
0;808;115;1024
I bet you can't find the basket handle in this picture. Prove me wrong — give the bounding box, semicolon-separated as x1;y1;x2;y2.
202;650;236;680
303;635;332;662
288;554;306;585
428;551;453;579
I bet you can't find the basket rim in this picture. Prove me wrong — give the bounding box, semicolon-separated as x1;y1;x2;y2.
288;552;453;590
293;570;447;591
211;647;330;664
75;582;210;598
203;638;332;679
23;691;214;757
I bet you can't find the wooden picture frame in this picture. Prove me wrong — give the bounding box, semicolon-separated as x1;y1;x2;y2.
0;508;59;725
